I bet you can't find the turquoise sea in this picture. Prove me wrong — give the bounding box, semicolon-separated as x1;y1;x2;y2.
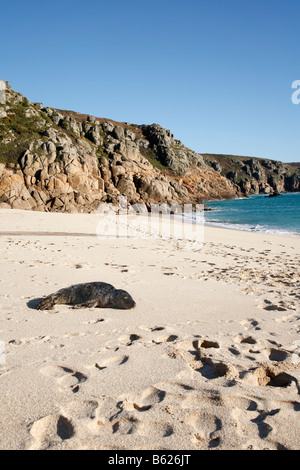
204;193;300;236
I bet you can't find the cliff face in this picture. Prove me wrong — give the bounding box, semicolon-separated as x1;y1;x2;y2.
0;82;299;213
203;154;300;195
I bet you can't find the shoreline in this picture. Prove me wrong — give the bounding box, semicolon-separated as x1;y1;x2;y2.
0;207;299;238
0;209;300;450
204;221;300;237
204;192;300;237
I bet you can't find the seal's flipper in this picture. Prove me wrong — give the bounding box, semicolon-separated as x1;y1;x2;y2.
72;299;99;309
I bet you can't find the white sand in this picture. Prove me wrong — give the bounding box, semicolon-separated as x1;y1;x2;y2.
0;209;299;450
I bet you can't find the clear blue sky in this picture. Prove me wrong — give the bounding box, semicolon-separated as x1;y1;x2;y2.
1;0;299;162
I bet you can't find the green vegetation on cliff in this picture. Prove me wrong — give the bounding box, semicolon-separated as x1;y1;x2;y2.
0;82;299;215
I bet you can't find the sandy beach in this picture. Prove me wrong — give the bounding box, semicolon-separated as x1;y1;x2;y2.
0;208;299;450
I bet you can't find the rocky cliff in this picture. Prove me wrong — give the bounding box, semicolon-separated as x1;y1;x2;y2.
0;81;299;213
203;154;300;196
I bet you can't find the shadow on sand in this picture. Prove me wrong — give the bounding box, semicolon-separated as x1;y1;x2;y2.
27;298;44;310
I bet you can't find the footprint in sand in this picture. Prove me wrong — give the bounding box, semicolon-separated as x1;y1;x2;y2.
150;326;165;332
275;313;297;323
119;386;167;415
175;334;300;392
137;326;179;345
28;413;74;449
102;386;173;438
234;335;257;346
86;354;129;371
263;304;287;312
138;421;174;438
240;319;261;331
174;337;238;381
153;334;178;345
241;365;299;392
117;334;141;346
40;365;87;393
85;396;141;436
189;411;222;447
82;318;105;325
103;333;142;351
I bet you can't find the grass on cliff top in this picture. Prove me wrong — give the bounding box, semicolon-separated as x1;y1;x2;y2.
202;152;299;169
0;98;46;164
203;153;299;178
0;98;83;166
288;162;300;175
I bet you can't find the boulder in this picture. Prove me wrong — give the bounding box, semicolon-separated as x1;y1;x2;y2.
116;176;138;201
102;121;114;133
112;125;125;141
135;176;172;202
125;129;135;140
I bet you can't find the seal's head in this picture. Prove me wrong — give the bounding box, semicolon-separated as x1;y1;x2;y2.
114;289;136;309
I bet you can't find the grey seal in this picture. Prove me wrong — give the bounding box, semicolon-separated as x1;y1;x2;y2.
36;282;136;310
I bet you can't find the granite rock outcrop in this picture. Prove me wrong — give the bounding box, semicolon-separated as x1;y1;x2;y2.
0;81;299;213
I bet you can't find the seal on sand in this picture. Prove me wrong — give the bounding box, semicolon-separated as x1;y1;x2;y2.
36;282;136;310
